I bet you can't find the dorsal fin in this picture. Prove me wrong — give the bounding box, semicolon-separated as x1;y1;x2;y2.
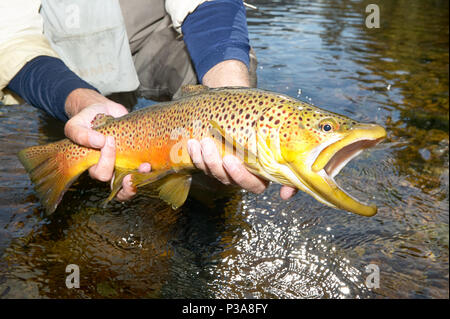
179;84;209;97
91;113;114;129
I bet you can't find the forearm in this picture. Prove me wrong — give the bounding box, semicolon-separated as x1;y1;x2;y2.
6;56;98;121
202;60;250;88
181;0;251;86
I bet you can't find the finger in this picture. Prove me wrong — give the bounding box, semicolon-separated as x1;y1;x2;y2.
222;155;267;193
116;163;151;201
138;162;151;173
187;139;207;172
200;138;232;184
104;103;129;118
89;136;116;181
80;102;127;120
280;186;298;200
116;174;136;201
65;118;106;149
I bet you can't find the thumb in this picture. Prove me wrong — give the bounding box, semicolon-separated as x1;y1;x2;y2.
64;119;106;149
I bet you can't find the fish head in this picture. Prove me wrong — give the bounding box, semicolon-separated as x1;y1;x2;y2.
255;101;386;216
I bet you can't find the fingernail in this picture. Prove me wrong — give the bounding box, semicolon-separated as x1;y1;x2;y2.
106;136;115;147
138;163;151;172
90;133;105;148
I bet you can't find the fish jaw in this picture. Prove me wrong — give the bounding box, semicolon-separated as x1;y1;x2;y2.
284;123;386;216
290;163;378;216
254;134;376;215
311;124;386;174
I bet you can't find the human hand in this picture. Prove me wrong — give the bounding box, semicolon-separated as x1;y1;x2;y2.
64;88;151;201
187;138;298;199
199;60;298;200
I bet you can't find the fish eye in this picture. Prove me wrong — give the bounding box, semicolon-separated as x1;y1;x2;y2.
319;119;337;133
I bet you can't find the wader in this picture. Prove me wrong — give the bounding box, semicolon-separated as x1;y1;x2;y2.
42;0;257;108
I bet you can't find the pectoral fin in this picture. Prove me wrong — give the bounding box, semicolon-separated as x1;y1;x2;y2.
209;120;259;169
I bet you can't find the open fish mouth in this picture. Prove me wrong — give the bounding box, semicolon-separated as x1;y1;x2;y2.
323;137;385;179
302;124;387;216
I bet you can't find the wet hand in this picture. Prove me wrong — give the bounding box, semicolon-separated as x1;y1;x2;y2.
200;61;297;199
64;89;151;201
187;138;298;199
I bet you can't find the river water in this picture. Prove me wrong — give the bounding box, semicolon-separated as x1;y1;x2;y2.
0;0;448;298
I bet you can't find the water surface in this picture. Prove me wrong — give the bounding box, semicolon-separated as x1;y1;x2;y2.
0;0;448;298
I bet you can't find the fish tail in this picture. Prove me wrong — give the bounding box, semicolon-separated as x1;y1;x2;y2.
18;140;94;214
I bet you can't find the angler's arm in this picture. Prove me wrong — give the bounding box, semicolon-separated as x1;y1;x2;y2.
167;0;251;87
179;0;297;198
0;0;58;104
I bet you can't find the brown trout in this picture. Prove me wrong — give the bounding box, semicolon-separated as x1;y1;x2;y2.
18;85;386;216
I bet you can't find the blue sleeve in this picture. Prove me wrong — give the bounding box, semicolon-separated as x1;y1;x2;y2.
7;55;99;122
181;0;250;83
